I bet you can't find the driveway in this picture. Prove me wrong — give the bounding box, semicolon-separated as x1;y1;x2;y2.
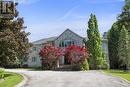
6;69;130;87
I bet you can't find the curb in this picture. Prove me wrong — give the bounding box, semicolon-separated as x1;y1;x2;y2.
101;70;130;84
15;73;28;87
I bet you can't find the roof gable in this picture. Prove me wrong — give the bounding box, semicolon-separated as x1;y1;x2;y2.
55;29;84;41
32;29;84;45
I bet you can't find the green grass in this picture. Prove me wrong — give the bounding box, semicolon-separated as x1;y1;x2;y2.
0;72;23;87
0;68;5;79
103;70;130;82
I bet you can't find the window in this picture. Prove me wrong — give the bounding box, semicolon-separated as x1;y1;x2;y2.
72;41;74;45
59;40;75;47
59;42;62;47
64;41;67;47
32;57;37;62
2;2;6;13
33;47;37;51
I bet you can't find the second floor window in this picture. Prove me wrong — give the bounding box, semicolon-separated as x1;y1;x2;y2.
59;40;75;47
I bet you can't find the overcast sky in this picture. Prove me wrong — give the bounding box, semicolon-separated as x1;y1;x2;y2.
17;0;125;42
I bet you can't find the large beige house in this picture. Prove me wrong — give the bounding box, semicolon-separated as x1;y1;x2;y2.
22;29;108;67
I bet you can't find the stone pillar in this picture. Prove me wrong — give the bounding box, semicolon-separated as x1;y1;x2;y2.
60;56;64;65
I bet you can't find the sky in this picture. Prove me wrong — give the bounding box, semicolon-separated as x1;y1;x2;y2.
17;0;125;42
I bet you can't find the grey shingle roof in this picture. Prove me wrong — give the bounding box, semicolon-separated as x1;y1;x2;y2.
32;36;58;44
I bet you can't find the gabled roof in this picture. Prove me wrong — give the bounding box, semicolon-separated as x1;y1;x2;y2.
55;29;84;41
32;29;84;45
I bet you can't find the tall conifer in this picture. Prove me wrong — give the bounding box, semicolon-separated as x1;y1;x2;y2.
118;25;130;70
87;14;108;69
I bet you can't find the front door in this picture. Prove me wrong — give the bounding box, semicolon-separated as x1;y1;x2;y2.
64;55;71;65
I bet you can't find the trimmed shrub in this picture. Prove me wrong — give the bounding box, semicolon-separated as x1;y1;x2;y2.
80;59;89;71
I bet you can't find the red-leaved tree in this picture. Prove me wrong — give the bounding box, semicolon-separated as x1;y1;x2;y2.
65;45;89;64
39;45;63;69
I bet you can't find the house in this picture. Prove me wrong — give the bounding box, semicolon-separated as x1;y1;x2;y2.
22;29;108;67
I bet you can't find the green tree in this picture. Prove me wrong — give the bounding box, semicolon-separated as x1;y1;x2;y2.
117;0;130;30
118;25;130;70
108;23;120;69
108;0;130;69
0;29;19;67
0;2;30;67
87;14;108;70
13;18;30;61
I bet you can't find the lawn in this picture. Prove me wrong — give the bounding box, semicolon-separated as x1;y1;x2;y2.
0;72;23;87
103;70;130;82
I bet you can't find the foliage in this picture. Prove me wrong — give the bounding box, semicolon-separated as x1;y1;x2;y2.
65;45;89;70
108;0;130;69
118;0;130;70
65;45;89;64
12;18;30;60
87;14;108;70
102;50;109;69
39;45;63;70
0;68;5;79
108;23;120;69
0;3;30;67
80;59;89;71
0;29;19;66
118;25;130;70
0;72;23;87
117;0;130;29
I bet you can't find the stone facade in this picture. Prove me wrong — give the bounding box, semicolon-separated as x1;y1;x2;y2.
23;29;108;67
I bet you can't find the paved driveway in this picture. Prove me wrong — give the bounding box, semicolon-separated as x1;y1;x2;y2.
6;69;130;87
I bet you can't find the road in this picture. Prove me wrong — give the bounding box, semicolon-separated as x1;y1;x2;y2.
6;69;130;87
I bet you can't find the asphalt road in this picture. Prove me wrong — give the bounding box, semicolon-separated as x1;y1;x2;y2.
6;69;130;87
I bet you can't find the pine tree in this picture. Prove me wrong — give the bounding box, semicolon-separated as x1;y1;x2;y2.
87;14;108;70
118;25;130;70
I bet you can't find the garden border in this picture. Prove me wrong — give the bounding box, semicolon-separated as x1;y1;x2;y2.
15;73;28;87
